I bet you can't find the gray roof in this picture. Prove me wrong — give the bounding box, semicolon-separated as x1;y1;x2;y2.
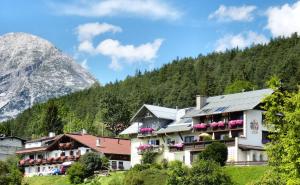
119;122;139;135
155;117;193;134
130;104;177;122
185;89;273;118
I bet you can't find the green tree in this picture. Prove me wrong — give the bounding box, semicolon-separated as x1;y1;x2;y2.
261;76;300;182
198;142;228;166
43;101;63;134
224;80;257;94
79;152;103;177
141;151;157;164
167;160;189;185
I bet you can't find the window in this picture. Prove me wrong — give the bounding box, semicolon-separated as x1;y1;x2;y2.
29;154;34;159
149;139;159;145
118;161;124;170
214;107;228;112
86;149;90;153
166;138;175;145
252;153;257;161
60;152;65;156
70;151;74;156
111;161;117;169
184;136;194;143
259;154;264;161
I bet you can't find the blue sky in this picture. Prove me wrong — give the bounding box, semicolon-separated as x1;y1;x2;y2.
1;0;299;84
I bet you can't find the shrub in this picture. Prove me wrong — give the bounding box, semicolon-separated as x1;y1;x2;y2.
188;160;232;185
79;152;103;176
249;169;285;185
167;161;189;185
67;162;87;184
141;151;157;164
131;164;151;172
0;161;10;185
161;159;169;169
198;142;228;166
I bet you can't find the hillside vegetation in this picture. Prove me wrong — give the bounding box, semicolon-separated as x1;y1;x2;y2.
23;166;268;185
1;34;300;139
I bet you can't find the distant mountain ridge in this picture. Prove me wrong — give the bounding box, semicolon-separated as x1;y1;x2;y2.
0;32;96;121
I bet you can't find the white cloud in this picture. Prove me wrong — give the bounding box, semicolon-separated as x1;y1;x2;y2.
55;0;182;21
266;1;300;37
209;5;256;22
74;22;164;71
80;59;89;69
76;22;122;42
215;31;268;52
96;38;163;71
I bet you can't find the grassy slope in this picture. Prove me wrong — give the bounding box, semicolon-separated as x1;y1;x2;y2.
24;166;268;185
224;165;269;185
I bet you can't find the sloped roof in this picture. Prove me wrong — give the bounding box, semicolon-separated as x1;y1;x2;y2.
66;134;131;155
155;117;193;134
119;122;139;135
130;104;177;122
185;89;273;117
16;134;131;156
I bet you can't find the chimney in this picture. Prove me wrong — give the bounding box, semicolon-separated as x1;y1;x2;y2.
196;95;207;110
96;138;101;147
49;132;55;137
82;129;87;135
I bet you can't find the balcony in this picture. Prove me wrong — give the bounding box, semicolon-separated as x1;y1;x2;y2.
183;139;235;151
137;144;163;155
168;143;184;152
193;120;243;133
19;155;80;167
137;128;156;137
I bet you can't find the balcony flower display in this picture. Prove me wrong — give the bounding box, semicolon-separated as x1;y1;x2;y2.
193;123;207;130
173;143;184;148
19;159;26;166
36;159;42;164
229;120;243;128
137;144;151;151
29;159;35;165
218;121;225;128
210;122;219;128
140;128;154;133
235;119;243;126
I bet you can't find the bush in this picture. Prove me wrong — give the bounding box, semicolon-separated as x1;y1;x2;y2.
67;162;87;184
161;159;169;169
79;152;103;176
0;156;23;185
188;160;232;185
131;164;151;172
198;142;228;166
107;175;123;185
249;169;285;185
141;151;157;164
167;161;189;185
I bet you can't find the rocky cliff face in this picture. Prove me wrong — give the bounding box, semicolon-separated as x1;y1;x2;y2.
0;32;96;121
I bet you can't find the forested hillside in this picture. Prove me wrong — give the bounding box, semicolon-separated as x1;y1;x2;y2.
1;34;300;139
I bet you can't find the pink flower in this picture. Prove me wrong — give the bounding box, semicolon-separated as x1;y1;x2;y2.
210;122;219;128
218;121;225;127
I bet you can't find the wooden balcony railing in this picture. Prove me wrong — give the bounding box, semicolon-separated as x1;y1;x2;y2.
137;145;163;155
183;139;235;151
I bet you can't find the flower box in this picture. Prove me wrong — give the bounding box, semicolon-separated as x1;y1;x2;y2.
218;121;225;128
140;128;154;133
210;122;219;128
137;144;151;151
173;143;184;148
193;123;207;129
229;120;243;128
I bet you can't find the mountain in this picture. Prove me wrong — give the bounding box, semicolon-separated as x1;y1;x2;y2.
0;33;96;121
1;34;300;139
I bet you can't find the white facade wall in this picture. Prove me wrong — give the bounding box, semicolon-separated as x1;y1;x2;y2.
130;110;269;167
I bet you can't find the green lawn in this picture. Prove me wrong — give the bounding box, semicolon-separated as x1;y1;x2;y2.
23;175;71;185
24;166;268;185
224;165;269;185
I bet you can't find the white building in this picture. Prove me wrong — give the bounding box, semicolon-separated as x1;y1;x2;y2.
0;135;25;160
120;89;273;166
16;131;131;176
